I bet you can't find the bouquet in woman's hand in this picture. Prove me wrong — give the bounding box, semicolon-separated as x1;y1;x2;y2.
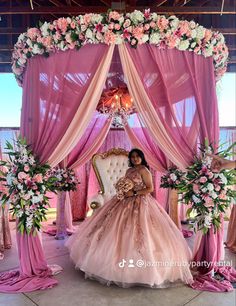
115;177;134;200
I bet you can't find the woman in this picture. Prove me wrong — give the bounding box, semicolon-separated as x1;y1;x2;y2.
66;149;193;288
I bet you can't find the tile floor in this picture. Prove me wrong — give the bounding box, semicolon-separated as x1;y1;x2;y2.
0;220;235;306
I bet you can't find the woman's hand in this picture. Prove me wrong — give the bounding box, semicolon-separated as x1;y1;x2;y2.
125;190;134;198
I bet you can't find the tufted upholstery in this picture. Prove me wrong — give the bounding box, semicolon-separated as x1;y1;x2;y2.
89;148;129;210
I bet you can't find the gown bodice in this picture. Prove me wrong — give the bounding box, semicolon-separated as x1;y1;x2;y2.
125;167;146;192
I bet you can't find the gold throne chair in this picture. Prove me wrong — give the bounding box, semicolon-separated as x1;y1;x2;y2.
89;148;129;211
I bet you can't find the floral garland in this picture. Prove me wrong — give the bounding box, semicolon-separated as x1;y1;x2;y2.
0;137;79;234
160;144;236;234
12;9;228;86
48;167;80;192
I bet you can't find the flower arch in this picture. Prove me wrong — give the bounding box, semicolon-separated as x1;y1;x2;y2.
12;9;228;86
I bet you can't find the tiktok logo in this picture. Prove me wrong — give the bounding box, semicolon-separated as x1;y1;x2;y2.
118;259;126;268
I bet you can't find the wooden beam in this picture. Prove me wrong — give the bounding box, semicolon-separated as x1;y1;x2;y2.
48;0;63;6
213;28;236;35
0;6;235;15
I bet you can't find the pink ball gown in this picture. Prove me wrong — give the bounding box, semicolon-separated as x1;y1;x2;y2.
66;167;193;288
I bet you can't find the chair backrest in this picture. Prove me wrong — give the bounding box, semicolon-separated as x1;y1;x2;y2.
92;148;129;202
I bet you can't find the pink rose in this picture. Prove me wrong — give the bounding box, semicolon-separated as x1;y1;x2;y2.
23;194;31;201
32;185;38;190
215;185;221;192
204;196;214;207
42;36;52;48
49;24;55;31
34;173;43;183
24;165;30;172
108;22;115;30
193;184;200;193
150;21;156;29
57;17;68;33
208;172;214;179
70;21;76;29
167;36;179;48
204;29;212;41
109;11;120;21
132;26;144;40
104;31;116;44
144;23;150;31
18;172;28;180
199;176;207;183
27;28;40;40
83;14;92;25
157;17;169;31
114;23;121;31
179;20;189;35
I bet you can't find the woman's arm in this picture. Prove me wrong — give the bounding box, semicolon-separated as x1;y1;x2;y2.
209;154;236;171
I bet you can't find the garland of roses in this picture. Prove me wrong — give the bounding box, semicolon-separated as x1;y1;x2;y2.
12;9;228;86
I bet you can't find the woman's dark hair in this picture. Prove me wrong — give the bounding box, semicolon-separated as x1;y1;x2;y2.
128;148;150;169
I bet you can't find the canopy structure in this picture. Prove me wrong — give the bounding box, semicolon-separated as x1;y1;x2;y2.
0;10;235;294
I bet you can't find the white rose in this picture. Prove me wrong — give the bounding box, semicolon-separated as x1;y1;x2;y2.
207;183;214;191
196;26;206;39
170;173;177;181
32;196;41;204
151;13;158;21
91;14;103;24
18;57;27;65
26;38;33;47
81;24;87;32
141;34;149;43
115;35;123;44
17;184;23;190
204;45;213;57
178;40;190;50
32;44;41;54
210;191;218;199
119;16;124;24
170;17;179;30
149;33;161;45
18;33;26;42
204;214;212;228
191;29;197;39
191;42;197;48
189;20;196;29
219;173;227;184
85;28;93;39
40;22;50;36
192;195;201;203
130;10;144;24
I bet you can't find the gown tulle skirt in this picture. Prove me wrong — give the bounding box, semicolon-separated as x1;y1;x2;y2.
66;193;193;288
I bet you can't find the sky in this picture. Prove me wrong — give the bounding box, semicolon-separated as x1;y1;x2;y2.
0;72;235;127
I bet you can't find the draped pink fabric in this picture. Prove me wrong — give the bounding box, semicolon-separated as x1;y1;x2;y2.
55;114;112;238
118;44;236;292
0;45;113;293
21;46;110;163
225;205;236;253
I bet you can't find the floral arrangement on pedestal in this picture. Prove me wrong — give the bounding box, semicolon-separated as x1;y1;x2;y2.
0;137;79;234
0;138;52;234
47;167;80;192
160;143;236;234
12;9;228;85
